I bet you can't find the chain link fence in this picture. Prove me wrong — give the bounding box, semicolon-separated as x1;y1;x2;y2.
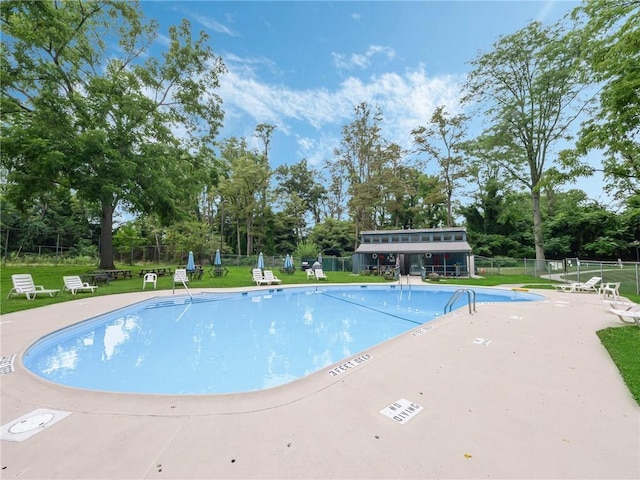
3;245;637;295
474;255;640;296
1;244;354;273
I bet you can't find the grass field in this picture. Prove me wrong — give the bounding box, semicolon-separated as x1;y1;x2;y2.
597;326;640;405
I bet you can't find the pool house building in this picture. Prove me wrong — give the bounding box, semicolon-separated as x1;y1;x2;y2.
353;227;474;277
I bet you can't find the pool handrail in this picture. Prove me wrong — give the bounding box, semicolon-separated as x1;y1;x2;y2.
172;269;193;300
444;288;476;315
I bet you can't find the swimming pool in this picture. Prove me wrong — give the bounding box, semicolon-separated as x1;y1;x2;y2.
23;285;542;395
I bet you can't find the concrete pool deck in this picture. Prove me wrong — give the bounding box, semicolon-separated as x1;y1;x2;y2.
1;283;639;479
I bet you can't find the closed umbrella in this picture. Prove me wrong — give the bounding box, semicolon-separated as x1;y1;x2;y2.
214;249;222;266
317;252;323;265
257;252;264;270
187;251;196;271
284;253;293;272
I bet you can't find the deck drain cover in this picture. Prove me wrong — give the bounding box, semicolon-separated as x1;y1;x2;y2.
9;413;55;433
1;409;71;442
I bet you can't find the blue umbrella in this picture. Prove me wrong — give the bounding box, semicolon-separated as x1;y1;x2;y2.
257;252;264;270
187;251;195;271
214;249;222;266
284;253;293;270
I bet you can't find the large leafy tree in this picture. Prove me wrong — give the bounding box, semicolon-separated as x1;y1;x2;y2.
332;102;397;247
567;0;640;199
216;137;271;256
412;105;468;227
1;1;225;268
463;21;592;267
275;159;327;228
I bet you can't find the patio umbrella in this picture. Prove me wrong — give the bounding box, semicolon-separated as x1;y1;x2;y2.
187;251;196;271
214;249;222;266
284;253;293;270
257;252;265;270
317;252;323;265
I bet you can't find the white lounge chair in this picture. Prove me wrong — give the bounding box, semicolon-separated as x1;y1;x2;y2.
263;270;282;285
314;268;328;280
252;268;269;286
172;268;189;292
7;274;60;300
62;275;97;295
554;276;601;293
306;269;316;279
609;303;640;326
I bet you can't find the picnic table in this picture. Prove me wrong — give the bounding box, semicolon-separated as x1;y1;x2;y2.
210;265;229;278
138;268;172;277
179;265;204;281
94;269;133;280
81;272;111;286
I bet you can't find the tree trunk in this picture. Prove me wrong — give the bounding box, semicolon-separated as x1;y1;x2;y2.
99;202;116;269
531;188;546;272
246;216;253;256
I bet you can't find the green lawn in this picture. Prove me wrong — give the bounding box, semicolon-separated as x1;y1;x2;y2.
597;326;640;405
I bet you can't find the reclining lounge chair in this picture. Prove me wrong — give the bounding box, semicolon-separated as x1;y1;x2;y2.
63;275;98;295
7;274;60;300
554;276;601;293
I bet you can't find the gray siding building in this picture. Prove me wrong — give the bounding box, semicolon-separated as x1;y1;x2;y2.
353;227;473;277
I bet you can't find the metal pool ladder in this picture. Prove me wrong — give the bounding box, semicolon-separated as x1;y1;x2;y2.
444;288;476;315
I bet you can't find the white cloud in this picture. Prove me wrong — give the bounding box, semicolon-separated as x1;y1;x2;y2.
217;59;464;163
295;132;340;169
332;45;396;70
190;13;237;36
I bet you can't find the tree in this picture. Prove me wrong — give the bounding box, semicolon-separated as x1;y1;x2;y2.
275;159;327;227
217;137;271;256
333;102;391;247
412;105;468;226
566;0;640;199
308;219;356;257
1;1;225;269
464;21;592;267
544;191;625;258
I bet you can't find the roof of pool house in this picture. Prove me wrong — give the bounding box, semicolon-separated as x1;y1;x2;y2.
355;227;472;254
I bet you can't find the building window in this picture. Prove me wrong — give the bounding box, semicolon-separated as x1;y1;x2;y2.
381;236;389;243
443;234;452;241
433;234;441;242
454;233;463;241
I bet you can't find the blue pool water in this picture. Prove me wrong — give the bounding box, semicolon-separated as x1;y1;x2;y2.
23;285;542;395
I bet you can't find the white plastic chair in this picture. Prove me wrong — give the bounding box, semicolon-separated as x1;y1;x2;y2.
599;282;620;300
62;275;97;295
263;270;282;285
314;268;328;280
7;274;60;300
143;272;157;290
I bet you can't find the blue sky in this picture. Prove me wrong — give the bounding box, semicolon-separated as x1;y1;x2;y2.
138;1;609;203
